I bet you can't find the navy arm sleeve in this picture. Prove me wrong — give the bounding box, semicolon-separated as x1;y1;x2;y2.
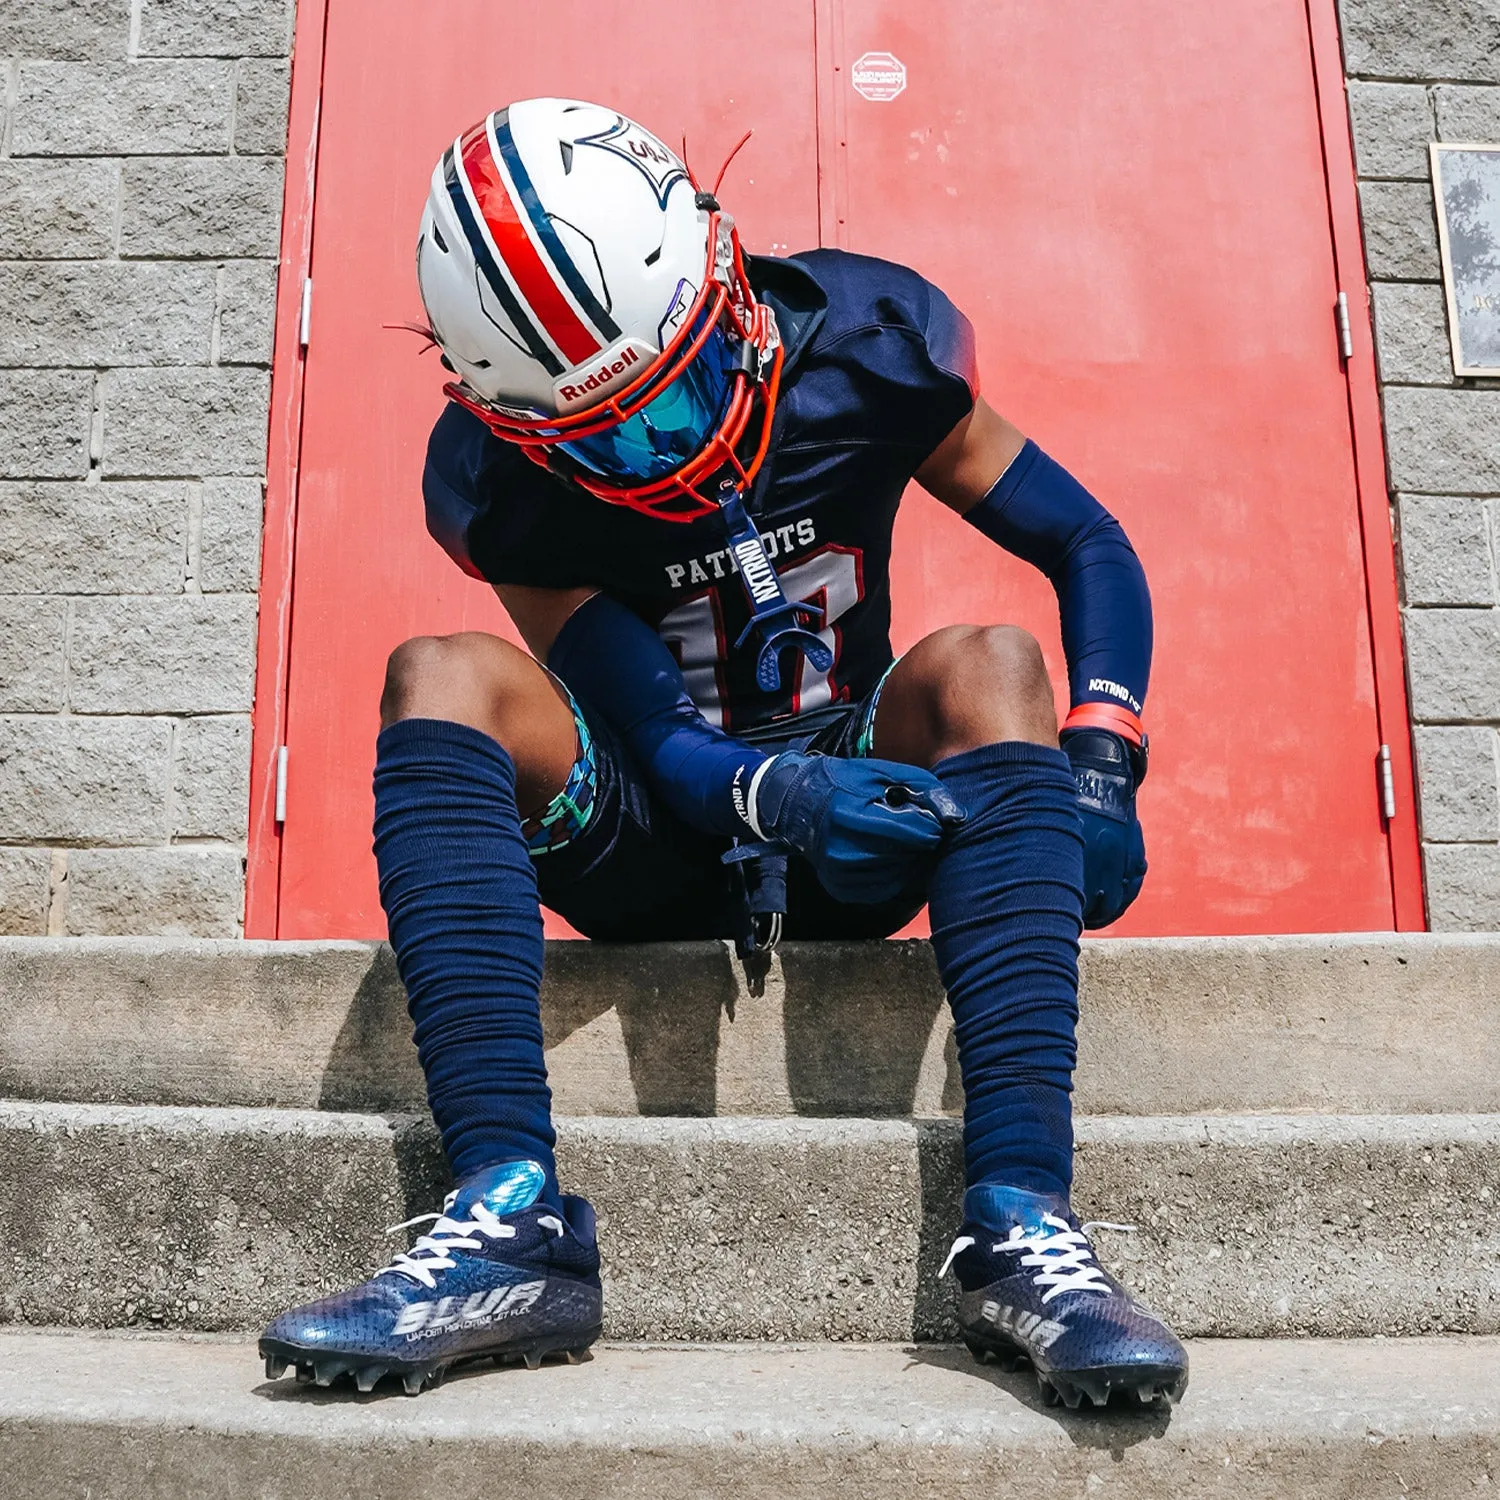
964;439;1152;735
548;594;765;839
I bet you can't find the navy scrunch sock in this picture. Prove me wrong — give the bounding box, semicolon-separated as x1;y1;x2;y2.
373;717;559;1203
928;741;1086;1198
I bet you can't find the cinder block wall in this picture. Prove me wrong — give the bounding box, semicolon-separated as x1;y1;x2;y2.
0;0;292;935
1340;0;1500;929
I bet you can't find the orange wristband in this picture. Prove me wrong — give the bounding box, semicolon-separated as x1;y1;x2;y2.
1062;701;1145;746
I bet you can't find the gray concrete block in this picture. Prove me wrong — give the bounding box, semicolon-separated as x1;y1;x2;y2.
215;262;277;366
3;934;1499;1118
120;157;284;259
172;716;250;840
0;160;118;259
138;0;294;58
0;0;129;61
1339;0;1500;83
99;367;270;478
0;481;186;595
0;852;51;938
1358;180;1441;280
198;477;263;592
3;1102;1500;1339
5;1332;1500;1500
1435;83;1500;141
1347;81;1434;179
1398;494;1496;604
0;262;215;368
10;61;233;157
0;370;92;480
1414;725;1500;841
234;58;290;154
69;595;258;714
65;848;244;938
1404;607;1500;720
1372;282;1455;385
0;598;67;713
1426;843;1500;929
0;717;169;844
1437;81;1500;143
1384;386;1500;492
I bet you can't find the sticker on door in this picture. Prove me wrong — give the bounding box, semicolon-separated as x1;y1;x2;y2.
852;52;906;101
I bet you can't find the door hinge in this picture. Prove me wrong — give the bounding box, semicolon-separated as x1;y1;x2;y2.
1335;291;1353;361
299;278;313;350
1377;744;1396;822
275;745;289;826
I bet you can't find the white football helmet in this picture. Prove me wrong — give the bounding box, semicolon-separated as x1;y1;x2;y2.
416;98;781;521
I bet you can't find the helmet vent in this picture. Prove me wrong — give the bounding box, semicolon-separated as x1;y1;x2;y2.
431;224;448;254
644;245;662;267
559;140;574;174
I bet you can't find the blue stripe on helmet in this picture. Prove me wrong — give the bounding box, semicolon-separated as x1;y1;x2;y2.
443;145;564;380
492;110;623;344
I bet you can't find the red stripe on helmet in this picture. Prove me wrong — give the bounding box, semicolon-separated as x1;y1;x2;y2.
458;122;601;369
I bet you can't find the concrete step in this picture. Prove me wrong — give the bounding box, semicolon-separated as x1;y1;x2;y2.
3;933;1499;1117
1;1329;1496;1499
5;1101;1497;1341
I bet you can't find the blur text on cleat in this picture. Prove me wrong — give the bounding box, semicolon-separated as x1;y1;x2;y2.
257;1160;603;1397
942;1182;1189;1409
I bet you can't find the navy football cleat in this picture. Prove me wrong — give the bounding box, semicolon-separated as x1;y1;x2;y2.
942;1183;1188;1409
259;1159;602;1395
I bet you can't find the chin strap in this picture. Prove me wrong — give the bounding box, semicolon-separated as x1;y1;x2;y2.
721;839;785;1001
715;478;832;692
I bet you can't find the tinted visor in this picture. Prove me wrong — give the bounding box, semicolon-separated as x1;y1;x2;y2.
557;321;739;484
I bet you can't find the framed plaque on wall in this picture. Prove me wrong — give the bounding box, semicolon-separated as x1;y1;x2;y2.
1432;143;1500;378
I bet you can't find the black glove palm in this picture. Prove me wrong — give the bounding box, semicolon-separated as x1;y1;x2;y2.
1059;727;1147;929
753;752;967;904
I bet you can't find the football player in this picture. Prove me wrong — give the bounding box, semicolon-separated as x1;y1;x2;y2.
260;98;1186;1408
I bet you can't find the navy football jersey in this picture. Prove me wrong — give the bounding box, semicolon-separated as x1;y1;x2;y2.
423;249;977;734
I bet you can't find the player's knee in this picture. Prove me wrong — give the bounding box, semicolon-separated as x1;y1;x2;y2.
923;624;1056;749
380;633;538;737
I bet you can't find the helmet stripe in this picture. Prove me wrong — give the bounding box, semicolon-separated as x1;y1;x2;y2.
491;110;623;345
461;121;604;368
442;145;564;379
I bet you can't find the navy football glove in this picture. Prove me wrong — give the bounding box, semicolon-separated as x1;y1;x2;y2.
1060;727;1147;929
751;752;967;904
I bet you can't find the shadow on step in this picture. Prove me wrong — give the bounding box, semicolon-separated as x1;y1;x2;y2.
901;1345;1176;1449
316;940;957;1119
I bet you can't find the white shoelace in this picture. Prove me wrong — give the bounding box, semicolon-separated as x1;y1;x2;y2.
377;1194;564;1290
939;1212;1136;1304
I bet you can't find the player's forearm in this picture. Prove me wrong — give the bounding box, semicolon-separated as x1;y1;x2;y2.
547;593;764;838
962;439;1152;741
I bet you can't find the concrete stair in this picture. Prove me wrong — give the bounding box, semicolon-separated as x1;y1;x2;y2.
7;1104;1500;1339
4;932;1499;1496
2;1329;1497;1499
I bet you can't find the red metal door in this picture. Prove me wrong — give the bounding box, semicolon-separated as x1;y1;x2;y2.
267;0;822;938
252;0;1420;937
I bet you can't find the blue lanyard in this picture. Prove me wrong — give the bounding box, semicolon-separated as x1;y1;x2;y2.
716;478;832;692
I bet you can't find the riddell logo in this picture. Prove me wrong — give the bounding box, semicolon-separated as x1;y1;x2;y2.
553;339;654;411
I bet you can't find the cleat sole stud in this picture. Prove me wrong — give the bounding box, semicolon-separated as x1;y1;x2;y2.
402;1371;426;1396
294;1364;314;1385
354;1365;386;1394
264;1356;287;1380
